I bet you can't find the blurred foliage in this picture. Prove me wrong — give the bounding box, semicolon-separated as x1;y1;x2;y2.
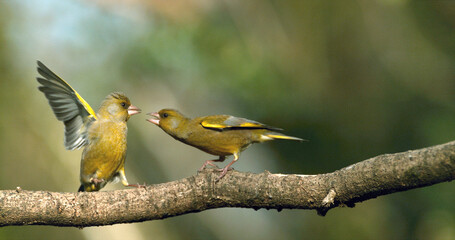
0;0;455;239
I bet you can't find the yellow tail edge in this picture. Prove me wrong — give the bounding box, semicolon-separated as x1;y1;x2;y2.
266;133;306;141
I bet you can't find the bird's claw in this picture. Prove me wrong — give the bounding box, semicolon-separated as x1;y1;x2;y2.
215;167;234;172
197;166;206;173
215;167;234;182
128;183;147;189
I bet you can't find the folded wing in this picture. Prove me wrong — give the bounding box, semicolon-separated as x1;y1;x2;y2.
201;115;282;131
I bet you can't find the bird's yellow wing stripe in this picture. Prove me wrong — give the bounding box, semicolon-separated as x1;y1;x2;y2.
201;122;227;129
265;134;304;141
239;122;264;128
74;91;97;121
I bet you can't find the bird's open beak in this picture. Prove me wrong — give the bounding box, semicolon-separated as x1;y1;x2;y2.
127;105;141;116
146;112;160;125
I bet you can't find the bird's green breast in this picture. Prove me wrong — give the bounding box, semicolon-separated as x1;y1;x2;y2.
80;121;127;184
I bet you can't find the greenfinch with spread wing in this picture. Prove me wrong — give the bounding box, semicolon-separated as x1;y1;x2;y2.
36;61;141;192
147;109;303;180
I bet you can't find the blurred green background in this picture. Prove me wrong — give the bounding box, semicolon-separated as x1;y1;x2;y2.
1;0;454;239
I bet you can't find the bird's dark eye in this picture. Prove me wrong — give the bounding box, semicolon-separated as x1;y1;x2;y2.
121;102;126;108
162;113;169;118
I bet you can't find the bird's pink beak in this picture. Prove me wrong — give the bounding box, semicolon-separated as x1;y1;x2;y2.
127;105;141;116
146;112;160;125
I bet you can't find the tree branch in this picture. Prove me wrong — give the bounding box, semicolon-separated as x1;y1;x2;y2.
1;141;455;227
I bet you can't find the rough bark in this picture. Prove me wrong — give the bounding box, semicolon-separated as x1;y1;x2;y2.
1;141;454;227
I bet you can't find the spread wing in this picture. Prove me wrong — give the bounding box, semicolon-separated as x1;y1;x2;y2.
200;115;282;131
36;61;97;150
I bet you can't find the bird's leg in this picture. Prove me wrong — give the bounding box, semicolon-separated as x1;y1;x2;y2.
217;153;239;181
198;156;226;172
118;167;147;189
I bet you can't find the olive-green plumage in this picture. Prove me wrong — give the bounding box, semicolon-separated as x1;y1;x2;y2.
36;61;141;191
147;109;303;180
78;93;137;192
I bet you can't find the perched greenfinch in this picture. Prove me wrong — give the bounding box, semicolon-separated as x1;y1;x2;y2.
36;61;141;192
147;109;303;180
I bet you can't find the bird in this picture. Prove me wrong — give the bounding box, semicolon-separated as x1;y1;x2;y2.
36;61;141;192
147;109;303;180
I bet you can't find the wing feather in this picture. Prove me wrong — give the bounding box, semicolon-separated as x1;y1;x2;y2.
36;61;97;150
201;115;282;131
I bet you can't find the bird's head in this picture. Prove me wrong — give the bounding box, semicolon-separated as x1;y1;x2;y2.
147;109;187;134
98;92;141;121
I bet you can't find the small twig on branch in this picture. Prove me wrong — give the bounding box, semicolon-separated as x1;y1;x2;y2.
0;141;454;227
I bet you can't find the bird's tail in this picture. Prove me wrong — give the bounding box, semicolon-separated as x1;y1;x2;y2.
78;185;85;192
264;132;305;141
